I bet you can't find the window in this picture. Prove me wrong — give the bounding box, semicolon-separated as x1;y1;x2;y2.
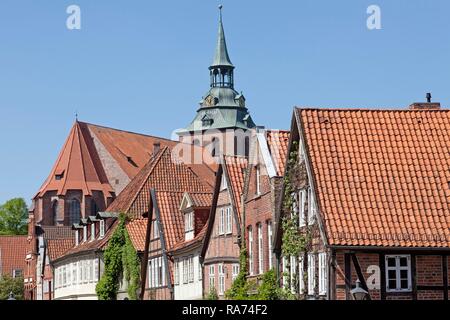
91;200;99;215
68;199;81;226
385;255;412;292
299;255;304;294
299;190;307;227
290;256;297;293
185;212;194;233
308;189;315;225
218;264;225;295
75;230;79;246
267;221;273;269
72;263;77;285
52;201;58;226
99;220;105;238
189;256;194;283
83;226;87;242
232;264;239;282
209;265;215;290
183;258;188;284
225;207;232;234
308;254;315;295
318;253;327;295
12;269;23;278
255;166;261;195
211;137;219;157
148;257;166;288
93;259;99;281
248;226;254;276
257;223;263;274
282;256;288;289
152;220;159;239
174;259;179;285
90;223;95;241
220;176;227;190
198;260;202;281
218;209;225;235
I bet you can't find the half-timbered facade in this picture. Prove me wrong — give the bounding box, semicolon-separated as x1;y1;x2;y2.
274;103;450;300
201;155;247;298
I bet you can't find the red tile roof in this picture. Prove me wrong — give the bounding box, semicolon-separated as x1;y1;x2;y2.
266;130;290;176
0;236;27;276
297;107;450;248
223;155;248;218
190;193;213;208
126;218;147;252
36;122;114;198
169;222;209;253
47;239;75;261
107;147;214;218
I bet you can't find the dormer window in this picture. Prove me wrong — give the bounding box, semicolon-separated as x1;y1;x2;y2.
90;223;95;242
55;170;65;180
99;220;105;238
185;212;194;241
83;226;87;242
75;230;79;246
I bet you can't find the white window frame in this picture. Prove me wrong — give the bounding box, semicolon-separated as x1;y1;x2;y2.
248;226;254;276
318;252;327;296
308;189;315;225
198;260;202;281
257;223;263;274
282;256;288;289
94;258;99;282
232;264;239;282
83;226;87;242
218;209;225;235
299;189;307;227
75;230;79;246
183;258;188;284
299;255;304;294
185;212;193;233
385;255;412;292
174;259;179;285
218;264;225;295
90;223;95;242
256;166;261;195
308;253;315;295
99;220;105;238
189;256;194;283
267;221;273;270
209;265;215;290
225;207;232;234
290;256;297;293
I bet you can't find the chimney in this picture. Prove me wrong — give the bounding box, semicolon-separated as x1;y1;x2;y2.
409;93;441;110
153;142;161;157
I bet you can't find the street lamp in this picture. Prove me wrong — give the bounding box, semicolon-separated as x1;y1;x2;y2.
351;280;369;300
7;291;16;300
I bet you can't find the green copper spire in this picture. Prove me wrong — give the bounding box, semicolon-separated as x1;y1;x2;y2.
211;5;233;68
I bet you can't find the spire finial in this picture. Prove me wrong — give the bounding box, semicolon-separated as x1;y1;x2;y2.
75;110;78;121
219;4;223;20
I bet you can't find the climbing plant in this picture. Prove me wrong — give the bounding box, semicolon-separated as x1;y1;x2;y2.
96;213;141;300
280;141;311;299
225;246;250;300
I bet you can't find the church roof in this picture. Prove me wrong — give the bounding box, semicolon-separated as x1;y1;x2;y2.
211;6;233;68
36;121;114;198
35;121;179;198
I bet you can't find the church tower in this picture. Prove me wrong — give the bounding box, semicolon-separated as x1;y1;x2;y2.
177;6;256;157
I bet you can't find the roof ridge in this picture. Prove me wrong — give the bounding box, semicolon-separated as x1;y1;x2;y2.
125;147;169;213
295;106;449;112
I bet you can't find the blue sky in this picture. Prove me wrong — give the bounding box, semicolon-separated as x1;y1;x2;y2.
0;0;449;205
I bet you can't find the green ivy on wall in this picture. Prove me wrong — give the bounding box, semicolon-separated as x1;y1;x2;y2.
96;213;141;300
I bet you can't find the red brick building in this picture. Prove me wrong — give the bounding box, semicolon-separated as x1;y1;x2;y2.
274;102;450;300
108;146;216;299
201;155;247;298
244;130;289;279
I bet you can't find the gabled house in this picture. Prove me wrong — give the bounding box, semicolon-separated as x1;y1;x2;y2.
169;192;212;300
274;102;450;300
108;146;215;300
201;155;247;298
244;130;289;279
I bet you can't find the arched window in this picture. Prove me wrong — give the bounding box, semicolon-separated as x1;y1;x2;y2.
211;137;220;157
68;198;81;225
52;201;58;226
244;136;250;157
